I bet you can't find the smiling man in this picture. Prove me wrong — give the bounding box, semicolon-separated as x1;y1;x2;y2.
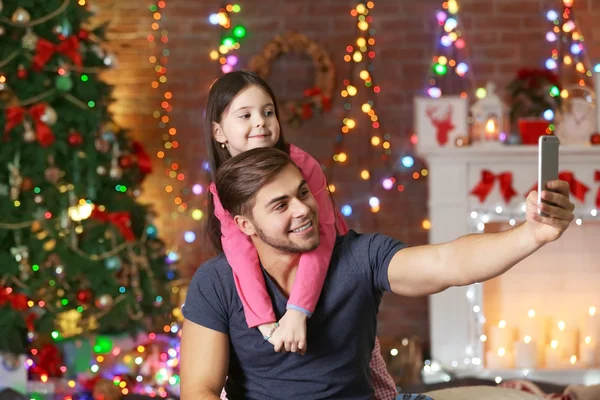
180;148;574;400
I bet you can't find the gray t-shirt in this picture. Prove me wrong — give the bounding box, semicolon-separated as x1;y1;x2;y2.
182;230;406;400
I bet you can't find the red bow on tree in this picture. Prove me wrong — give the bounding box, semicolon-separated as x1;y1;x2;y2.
595;170;600;208
4;104;55;147
90;208;135;241
470;170;518;204
32;36;82;71
0;287;29;311
0;287;12;307
526;171;589;203
132;141;152;176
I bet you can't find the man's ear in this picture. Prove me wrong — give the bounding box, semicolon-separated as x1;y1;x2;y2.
233;214;256;236
212;122;226;145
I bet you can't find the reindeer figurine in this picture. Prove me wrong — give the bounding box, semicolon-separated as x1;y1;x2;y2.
426;105;455;146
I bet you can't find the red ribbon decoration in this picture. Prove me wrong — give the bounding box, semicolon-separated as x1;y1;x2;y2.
301;103;313;120
32;36;82;71
559;171;589;203
131;141;153;176
90;208;135;241
303;87;322;97
321;96;332;111
30;344;64;378
526;171;589;203
470;170;518;204
4;104;55;147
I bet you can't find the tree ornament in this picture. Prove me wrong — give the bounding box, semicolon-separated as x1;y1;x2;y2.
55;74;73;92
57;17;72;38
68;131;83;146
21;177;33;191
95;137;110;153
41;105;57;125
90;44;105;59
591;133;600;145
76;289;93;304
109;142;122;179
96;165;107;176
109;165;122;179
119;154;133;168
8;152;23;200
45;155;64;184
43;239;56;252
11;7;31;25
104;256;121;271
0;26;5;36
21;29;38;51
23;120;36;142
17;64;28;79
95;294;113;309
10;245;30;280
103;53;117;68
78;29;90;41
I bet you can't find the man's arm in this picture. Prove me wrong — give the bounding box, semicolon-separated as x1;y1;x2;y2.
388;183;574;297
180;319;229;400
388;222;541;296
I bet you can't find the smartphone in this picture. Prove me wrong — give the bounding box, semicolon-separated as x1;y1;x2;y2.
537;135;559;216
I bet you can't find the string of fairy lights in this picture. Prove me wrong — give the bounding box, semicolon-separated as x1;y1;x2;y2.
326;2;427;219
208;4;246;72
544;0;594;100
147;1;210;254
425;0;475;98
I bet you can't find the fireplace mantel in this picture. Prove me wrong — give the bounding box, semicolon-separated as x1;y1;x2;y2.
417;142;600;384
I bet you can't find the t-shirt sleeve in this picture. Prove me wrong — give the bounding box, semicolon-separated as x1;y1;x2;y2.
182;262;230;335
347;231;407;292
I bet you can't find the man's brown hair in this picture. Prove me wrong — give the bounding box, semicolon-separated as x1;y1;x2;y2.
215;147;296;218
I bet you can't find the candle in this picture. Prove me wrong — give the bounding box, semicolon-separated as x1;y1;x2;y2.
579;336;597;367
486;348;512;369
520;309;546;346
553;320;577;358
545;340;565;368
484;118;498;141
489;320;514;351
581;306;598;342
514;337;538;369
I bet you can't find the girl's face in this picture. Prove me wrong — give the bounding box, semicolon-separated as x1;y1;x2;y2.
213;85;281;157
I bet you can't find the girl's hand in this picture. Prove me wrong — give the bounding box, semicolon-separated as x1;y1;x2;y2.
261;310;308;355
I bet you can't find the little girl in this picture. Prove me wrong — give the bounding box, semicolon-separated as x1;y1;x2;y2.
205;70;397;399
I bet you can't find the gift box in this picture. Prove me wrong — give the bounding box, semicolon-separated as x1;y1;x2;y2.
0;353;27;394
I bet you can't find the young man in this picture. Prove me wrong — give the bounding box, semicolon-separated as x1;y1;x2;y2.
181;148;574;400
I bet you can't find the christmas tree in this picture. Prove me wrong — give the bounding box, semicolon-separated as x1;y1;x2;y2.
544;0;593;93
0;0;177;367
425;0;473;98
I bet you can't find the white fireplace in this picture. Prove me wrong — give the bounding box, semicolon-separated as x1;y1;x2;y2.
417;142;600;385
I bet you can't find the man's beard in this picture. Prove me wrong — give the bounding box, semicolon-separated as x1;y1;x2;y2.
254;222;319;254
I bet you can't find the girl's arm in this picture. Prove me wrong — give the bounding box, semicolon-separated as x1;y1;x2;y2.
287;145;337;315
209;183;276;327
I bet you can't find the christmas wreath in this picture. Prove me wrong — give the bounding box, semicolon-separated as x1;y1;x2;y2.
247;32;335;124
